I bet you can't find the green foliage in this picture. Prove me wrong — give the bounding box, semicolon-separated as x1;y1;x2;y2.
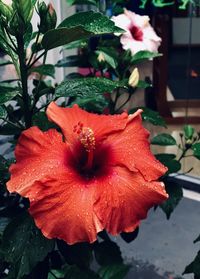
66;0;98;5
0;212;55;279
194;234;200;244
96;48;118;69
192;143;200;160
56;55;90;68
129;107;166;127
155;154;181;174
32;112;56;131
29;64;55;78
184;125;195;140
0;59;12;66
131;51;162;64
57;241;92;269
94;240;123;266
42;11;123;50
0;83;19;104
0;106;7;119
0;1;198;278
58;265;100;279
120;227;139;243
55;77;125;98
98;264;130;279
160;178;183;219
151;133;177;146
183;251;200;277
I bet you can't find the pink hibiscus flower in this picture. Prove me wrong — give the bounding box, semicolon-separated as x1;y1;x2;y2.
112;9;161;55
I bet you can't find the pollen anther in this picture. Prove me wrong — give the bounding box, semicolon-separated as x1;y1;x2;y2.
73;123;95;152
79;127;95;152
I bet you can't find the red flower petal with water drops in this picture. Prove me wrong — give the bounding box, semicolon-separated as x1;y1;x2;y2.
46;102;128;145
104;112;168;181
7;102;168;244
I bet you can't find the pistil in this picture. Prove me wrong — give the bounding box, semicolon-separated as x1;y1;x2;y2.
74;123;95;170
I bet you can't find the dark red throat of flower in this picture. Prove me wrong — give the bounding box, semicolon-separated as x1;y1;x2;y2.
130;25;143;41
73;123;95;170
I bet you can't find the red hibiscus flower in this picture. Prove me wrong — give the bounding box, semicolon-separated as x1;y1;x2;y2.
7;102;168;245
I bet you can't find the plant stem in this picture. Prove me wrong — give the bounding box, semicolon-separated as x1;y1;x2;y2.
27;30;41;67
28;50;46;69
16;35;32;128
178;147;189;162
112;87;120;113
4;27;17;52
31;52;48;112
2;118;23;130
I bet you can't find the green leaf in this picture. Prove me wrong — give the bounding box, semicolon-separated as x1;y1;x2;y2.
155;154;181;174
57;241;92;269
0;91;19;105
0;123;21;135
192;143;200;160
56;55;89;68
29;64;55;78
0;155;9;172
0;58;12;66
67;0;97;5
70;95;108;113
194;234;200;243
42;11;123;50
160;178;183;219
58;11;123;33
137;80;151;89
55;77;122;98
42;26;92;50
63;265;100;279
0;83;19;104
62;38;88;50
184;125;194;140
33;112;56;131
94;241;122;266
0;212;55;279
48;269;65;279
0;218;10;238
131;50;161;63
151;133;176;146
12;0;34;23
98;264;130;279
129;107;166;127
0;106;7;119
183;251;200;276
120;227;139;243
96;48;118;69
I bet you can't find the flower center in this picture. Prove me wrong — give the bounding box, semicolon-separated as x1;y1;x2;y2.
130;25;143;41
73;122;95;170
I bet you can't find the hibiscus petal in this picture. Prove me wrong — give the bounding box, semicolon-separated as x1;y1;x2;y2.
111;13;132;33
46;102;128;144
29;177;103;244
7;126;103;244
94;166;168;236
7;127;70;196
104;112;167;181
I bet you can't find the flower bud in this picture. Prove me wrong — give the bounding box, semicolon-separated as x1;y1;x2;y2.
97;52;105;63
128;68;139;88
38;2;57;34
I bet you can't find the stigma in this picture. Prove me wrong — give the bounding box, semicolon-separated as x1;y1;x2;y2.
73;123;95;170
79;127;95;152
